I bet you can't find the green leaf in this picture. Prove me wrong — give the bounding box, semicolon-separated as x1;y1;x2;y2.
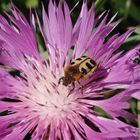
124;0;131;19
130;100;137;115
36;34;45;54
129;2;140;23
124;35;140;44
95;0;107;13
0;1;9;12
94;106;112;119
41;51;48;59
128;26;140;35
134;27;140;35
25;0;38;8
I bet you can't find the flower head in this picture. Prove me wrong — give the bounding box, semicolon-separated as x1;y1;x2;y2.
0;1;139;139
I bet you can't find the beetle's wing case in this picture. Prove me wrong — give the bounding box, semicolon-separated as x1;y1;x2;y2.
70;56;89;66
79;58;98;78
64;56;98;81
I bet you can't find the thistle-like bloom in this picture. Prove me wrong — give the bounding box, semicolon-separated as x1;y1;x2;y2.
0;1;139;140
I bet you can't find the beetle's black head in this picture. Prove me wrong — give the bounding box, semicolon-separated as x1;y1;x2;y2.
59;76;74;86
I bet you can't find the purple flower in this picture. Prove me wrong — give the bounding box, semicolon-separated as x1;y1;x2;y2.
0;1;139;139
116;44;140;100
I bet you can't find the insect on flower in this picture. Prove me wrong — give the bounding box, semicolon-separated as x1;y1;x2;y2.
0;0;139;139
59;56;98;87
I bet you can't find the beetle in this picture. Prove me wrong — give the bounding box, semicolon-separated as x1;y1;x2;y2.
58;56;98;87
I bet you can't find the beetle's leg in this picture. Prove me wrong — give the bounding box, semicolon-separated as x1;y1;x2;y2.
71;82;75;91
58;77;64;84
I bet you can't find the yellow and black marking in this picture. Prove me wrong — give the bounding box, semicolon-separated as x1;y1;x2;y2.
70;56;97;77
79;58;97;78
70;56;89;66
59;55;98;86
